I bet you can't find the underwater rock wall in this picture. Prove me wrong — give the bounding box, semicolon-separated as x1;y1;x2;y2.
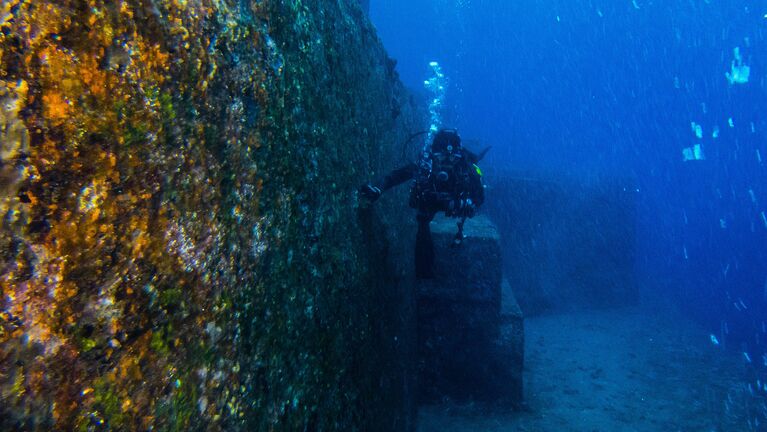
0;1;421;430
486;175;639;316
358;0;370;15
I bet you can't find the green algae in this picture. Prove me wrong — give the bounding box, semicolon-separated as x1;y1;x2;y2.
150;329;170;356
159;92;177;121
92;378;127;430
154;377;197;432
80;338;98;352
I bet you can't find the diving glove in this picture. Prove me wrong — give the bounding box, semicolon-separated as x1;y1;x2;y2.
359;184;382;202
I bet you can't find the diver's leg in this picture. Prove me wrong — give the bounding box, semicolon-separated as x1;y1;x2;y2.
415;210;436;278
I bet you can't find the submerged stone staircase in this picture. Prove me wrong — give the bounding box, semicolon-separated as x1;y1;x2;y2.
416;215;524;406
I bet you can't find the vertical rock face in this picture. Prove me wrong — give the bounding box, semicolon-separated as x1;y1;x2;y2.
417;215;524;406
0;1;421;430
358;0;371;14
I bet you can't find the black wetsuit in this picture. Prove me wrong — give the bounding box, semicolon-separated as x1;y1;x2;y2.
377;149;484;278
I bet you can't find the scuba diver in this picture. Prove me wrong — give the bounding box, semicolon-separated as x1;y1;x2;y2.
359;129;488;279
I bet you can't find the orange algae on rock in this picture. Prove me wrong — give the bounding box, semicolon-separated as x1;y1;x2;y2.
0;1;241;429
41;91;70;122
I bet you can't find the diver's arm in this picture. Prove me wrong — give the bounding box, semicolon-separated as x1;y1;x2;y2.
359;163;418;202
464;146;491;164
380;163;418;190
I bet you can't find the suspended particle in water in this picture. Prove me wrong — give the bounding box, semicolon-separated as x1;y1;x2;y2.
673;76;681;89
712;126;720;138
729;117;735;128
691;121;703;139
710;334;720;345
744;351;753;363
683;144;704;161
751;122;756;133
750;189;758;204
720;218;727;229
454;0;470;9
757;149;762;164
726;47;751;85
761;211;767;228
683;246;689;259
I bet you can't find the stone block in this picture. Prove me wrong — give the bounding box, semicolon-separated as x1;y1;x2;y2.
486;176;639;315
416;215;524;406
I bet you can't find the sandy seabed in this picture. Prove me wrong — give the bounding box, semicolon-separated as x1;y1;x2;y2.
419;304;756;432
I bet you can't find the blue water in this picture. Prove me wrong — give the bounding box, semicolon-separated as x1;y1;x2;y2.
372;0;767;428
